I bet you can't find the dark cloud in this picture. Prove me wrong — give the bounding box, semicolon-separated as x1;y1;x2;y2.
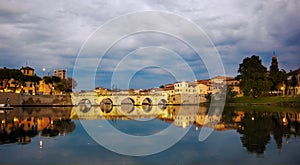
0;0;299;90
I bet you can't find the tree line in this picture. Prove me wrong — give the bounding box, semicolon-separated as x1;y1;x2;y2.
237;55;293;97
0;67;76;94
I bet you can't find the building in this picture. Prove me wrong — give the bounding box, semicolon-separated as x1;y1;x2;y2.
20;66;38;95
54;69;66;80
150;88;165;95
38;79;53;95
20;66;35;76
287;68;300;95
197;83;209;95
195;80;210;95
0;66;38;94
173;81;200;104
94;87;112;95
174;81;198;94
162;84;175;96
270;55;279;71
22;81;37;95
210;76;241;96
224;77;242;96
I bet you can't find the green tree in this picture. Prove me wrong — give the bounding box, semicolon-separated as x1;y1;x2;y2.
291;75;297;87
10;69;24;92
269;68;287;92
65;77;77;92
0;68;24;92
224;86;238;101
43;76;61;94
237;55;271;97
55;77;77;93
0;68;42;93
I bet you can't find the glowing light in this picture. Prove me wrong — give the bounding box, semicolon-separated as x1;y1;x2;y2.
13;117;19;123
283;118;287;123
39;139;43;149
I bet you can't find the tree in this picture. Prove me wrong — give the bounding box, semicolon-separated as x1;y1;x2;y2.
237;55;271;97
0;68;42;93
55;77;77;93
52;77;77;93
269;58;287;91
0;68;24;92
66;77;77;92
56;80;67;93
224;86;238;101
43;76;61;94
291;75;298;87
22;74;42;94
9;69;24;92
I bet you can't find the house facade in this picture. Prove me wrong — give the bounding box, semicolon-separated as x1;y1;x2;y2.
287;68;300;95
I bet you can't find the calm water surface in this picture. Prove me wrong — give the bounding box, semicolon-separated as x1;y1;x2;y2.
1;105;300;164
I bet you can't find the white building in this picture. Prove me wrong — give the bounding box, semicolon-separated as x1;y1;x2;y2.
174;81;198;94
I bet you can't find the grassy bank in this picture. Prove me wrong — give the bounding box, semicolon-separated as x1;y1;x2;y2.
228;96;300;105
225;104;300;112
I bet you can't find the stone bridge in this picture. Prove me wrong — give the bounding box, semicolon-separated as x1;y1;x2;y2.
71;105;166;120
71;92;168;106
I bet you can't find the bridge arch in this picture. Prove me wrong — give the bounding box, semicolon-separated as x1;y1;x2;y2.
78;99;92;113
121;97;135;105
142;104;152;112
142;97;152;105
158;99;167;109
120;104;135;113
100;98;113;112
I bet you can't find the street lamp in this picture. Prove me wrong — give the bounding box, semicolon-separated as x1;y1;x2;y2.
42;68;46;95
280;86;285;96
42;68;46;77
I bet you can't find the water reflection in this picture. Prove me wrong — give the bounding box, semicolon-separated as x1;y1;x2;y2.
73;105;300;155
0;107;75;145
1;105;300;156
236;110;300;154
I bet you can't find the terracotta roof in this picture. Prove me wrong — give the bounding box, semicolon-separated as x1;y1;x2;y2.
211;76;234;80
20;66;34;71
288;68;300;75
195;79;210;85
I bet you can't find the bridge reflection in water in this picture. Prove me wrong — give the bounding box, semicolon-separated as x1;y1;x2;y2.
72;104;300;155
1;105;300;155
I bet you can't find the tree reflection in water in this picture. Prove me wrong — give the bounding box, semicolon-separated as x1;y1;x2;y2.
1;105;300;156
73;104;300;155
235;110;300;155
237;112;273;154
0;107;75;145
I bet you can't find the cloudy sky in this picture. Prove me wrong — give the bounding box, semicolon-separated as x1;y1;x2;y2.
0;0;299;90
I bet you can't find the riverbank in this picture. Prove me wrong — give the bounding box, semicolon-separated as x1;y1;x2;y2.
1;92;299;107
227;96;300;107
0;93;72;107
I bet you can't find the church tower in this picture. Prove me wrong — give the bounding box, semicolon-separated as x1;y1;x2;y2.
270;51;279;72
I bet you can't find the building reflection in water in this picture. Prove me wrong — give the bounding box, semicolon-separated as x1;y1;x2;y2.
1;105;299;156
73;104;300;155
0;107;75;145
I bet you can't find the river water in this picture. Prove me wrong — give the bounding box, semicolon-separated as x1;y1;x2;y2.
0;105;299;164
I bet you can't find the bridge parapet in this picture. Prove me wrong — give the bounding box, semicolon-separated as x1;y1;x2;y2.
71;92;168;106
